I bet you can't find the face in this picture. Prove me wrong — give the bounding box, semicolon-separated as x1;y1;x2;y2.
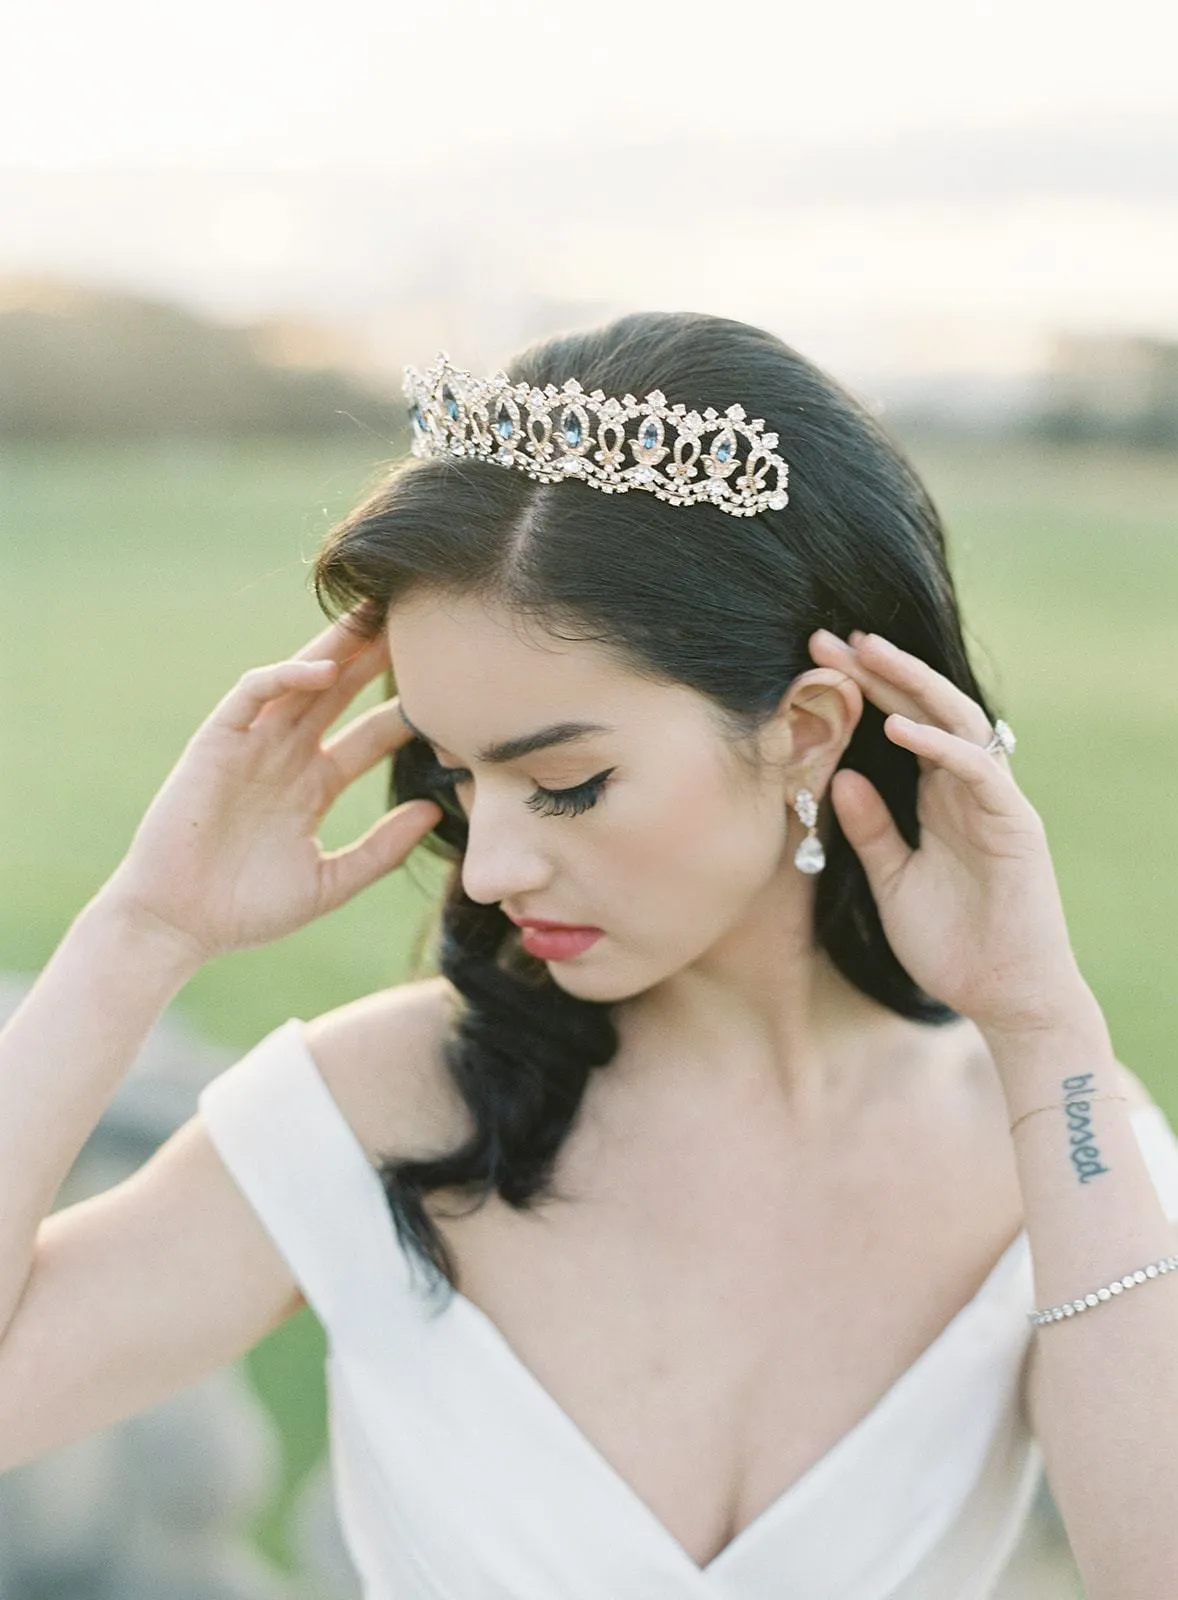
386;591;829;1004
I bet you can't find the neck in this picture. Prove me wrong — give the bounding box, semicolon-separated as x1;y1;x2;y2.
613;872;965;1128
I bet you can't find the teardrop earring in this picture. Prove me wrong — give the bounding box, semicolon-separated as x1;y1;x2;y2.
792;787;826;875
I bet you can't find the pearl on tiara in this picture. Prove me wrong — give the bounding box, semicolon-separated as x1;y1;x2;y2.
401;351;790;518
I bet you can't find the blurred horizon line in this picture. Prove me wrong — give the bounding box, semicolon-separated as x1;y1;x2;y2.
4;111;1176;410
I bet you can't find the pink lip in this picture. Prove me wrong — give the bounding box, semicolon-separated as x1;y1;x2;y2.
516;925;604;961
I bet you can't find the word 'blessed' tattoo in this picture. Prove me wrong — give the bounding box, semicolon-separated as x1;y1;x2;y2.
1060;1072;1112;1185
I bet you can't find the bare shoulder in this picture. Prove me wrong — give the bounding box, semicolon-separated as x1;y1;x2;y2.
302;976;470;1165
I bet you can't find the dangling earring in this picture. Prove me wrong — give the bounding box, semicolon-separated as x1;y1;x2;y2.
792;787;825;875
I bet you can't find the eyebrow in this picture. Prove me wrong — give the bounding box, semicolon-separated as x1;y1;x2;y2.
398;710;616;766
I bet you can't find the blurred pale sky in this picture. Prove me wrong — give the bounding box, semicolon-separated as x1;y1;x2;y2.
2;0;1174;167
2;0;1175;398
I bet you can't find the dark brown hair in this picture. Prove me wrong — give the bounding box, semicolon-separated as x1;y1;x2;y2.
311;309;999;1303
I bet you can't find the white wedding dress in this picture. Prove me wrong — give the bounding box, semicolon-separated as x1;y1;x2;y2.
198;1018;1178;1599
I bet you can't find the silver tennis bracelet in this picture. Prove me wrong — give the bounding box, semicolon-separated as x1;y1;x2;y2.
1029;1253;1178;1326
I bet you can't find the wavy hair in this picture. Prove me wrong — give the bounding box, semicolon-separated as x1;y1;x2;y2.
311;310;1000;1302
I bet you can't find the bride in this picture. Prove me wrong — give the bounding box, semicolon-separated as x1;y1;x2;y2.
2;310;1176;1598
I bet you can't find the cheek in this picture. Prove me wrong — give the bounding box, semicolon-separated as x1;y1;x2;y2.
548;765;786;1001
600;762;784;917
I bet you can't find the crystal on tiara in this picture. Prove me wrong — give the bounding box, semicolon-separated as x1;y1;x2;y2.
401;351;791;517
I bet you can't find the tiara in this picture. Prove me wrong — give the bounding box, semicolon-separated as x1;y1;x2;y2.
401;351;789;517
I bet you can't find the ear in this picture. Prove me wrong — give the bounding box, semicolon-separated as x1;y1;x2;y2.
757;667;864;790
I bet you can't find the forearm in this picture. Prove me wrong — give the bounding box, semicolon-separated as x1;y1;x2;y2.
0;888;204;1343
990;986;1178;1600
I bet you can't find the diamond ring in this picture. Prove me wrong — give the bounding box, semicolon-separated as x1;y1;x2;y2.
984;718;1016;758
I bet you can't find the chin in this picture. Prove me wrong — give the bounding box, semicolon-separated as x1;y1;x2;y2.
542;966;633;1004
540;948;676;1007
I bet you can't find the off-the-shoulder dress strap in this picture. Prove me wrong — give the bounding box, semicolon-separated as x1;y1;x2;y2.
197;1016;424;1345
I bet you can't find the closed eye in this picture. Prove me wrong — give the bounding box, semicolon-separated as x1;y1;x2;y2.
421;759;615;818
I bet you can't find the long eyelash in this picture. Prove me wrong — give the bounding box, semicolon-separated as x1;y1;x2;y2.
422;759;615;819
525;768;615;817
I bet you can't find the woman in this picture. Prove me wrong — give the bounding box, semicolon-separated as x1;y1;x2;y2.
2;310;1176;1598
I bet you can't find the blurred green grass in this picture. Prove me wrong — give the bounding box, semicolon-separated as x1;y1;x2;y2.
1;431;1175;1571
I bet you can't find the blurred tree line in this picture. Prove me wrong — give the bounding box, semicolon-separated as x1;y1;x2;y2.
1032;333;1178;449
0;277;406;441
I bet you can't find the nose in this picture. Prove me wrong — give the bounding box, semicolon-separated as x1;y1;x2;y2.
459;794;552;907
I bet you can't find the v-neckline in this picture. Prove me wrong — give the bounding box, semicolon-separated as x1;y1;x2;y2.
282;1017;1061;1584
438;1223;1032;1579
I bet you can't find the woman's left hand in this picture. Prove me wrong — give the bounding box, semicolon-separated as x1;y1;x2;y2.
807;628;1090;1040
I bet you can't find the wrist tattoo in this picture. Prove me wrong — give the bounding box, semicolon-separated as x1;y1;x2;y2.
1060;1072;1112;1185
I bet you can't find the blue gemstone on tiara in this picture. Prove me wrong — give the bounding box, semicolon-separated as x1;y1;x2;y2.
410;403;424;432
640;420;659;450
496;405;515;440
562;411;582;447
714;437;732;463
442;384;460;422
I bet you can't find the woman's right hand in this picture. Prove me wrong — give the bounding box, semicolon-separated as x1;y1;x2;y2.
99;608;443;966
